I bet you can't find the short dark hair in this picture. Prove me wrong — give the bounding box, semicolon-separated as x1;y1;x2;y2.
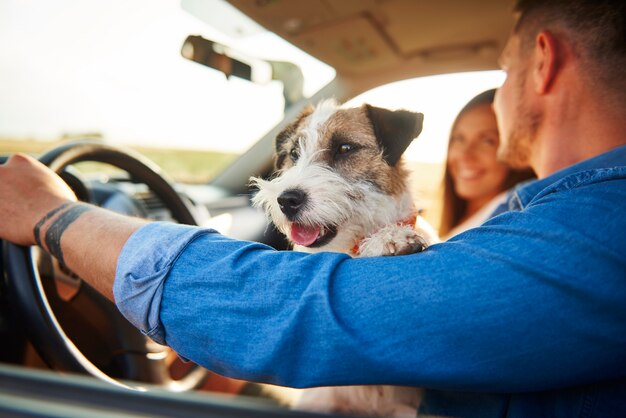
513;0;626;103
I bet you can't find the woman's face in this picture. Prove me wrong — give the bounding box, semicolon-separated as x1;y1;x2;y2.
447;103;509;203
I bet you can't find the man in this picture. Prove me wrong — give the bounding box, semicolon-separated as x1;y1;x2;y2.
0;0;625;416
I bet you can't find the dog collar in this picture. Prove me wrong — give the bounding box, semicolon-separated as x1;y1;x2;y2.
350;211;419;256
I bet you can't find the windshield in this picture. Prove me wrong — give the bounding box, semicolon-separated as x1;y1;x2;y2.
0;0;335;183
0;0;505;191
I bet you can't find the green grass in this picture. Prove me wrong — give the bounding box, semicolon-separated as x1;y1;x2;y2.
0;139;238;184
132;146;238;183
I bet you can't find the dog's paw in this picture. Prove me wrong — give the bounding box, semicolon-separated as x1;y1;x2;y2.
359;225;427;257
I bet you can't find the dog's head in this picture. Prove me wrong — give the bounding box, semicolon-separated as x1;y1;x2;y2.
251;100;423;253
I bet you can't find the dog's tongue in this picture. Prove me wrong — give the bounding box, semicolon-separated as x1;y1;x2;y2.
290;224;320;247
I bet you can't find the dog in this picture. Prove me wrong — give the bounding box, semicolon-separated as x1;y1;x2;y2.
250;100;438;417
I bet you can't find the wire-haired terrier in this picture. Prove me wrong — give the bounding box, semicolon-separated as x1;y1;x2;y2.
250;99;438;417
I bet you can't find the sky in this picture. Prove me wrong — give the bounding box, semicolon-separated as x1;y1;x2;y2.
0;0;504;163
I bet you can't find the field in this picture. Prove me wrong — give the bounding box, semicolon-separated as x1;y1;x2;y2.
0;138;238;184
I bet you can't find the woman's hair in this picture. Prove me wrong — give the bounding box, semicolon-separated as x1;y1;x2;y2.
439;88;534;237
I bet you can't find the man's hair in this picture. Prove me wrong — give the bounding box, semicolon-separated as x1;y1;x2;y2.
513;0;626;103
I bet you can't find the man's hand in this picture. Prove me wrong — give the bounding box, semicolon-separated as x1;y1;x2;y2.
0;152;146;300
0;153;76;246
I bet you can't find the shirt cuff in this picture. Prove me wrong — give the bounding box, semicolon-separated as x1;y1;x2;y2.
113;222;216;344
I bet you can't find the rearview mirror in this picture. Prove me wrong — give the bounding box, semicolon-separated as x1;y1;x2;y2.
181;35;304;109
181;35;253;81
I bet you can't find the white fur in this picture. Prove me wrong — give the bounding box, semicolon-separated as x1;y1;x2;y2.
305;98;339;136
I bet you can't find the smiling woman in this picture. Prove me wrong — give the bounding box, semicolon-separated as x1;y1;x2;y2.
439;89;534;238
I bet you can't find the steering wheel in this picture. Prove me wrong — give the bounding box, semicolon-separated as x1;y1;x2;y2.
3;141;208;391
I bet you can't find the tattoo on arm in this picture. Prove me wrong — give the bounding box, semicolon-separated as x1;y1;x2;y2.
33;202;73;248
42;203;94;265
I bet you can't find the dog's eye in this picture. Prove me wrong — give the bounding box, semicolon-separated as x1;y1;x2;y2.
337;144;354;155
290;148;300;161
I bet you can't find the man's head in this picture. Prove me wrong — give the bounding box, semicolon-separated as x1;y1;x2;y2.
494;0;626;170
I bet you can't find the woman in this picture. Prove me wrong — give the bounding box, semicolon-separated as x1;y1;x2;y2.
440;89;534;239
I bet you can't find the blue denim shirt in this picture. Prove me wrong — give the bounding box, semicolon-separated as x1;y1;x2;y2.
114;145;626;418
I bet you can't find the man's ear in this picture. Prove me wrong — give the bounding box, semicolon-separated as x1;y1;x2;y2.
533;31;559;94
364;104;424;166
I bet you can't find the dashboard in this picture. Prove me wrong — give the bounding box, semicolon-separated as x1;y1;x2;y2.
85;176;288;250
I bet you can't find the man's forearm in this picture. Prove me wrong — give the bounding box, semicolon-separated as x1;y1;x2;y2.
35;201;146;301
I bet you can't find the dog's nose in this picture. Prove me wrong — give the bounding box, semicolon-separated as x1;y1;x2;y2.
277;189;307;218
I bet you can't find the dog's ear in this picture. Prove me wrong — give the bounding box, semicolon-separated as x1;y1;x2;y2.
364;104;424;166
274;105;314;170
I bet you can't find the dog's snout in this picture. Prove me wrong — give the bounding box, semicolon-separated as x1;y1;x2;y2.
277;189;307;218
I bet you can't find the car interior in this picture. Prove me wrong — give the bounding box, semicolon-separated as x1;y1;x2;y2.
0;0;515;416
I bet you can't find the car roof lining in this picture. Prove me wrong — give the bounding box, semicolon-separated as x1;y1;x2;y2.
228;0;515;84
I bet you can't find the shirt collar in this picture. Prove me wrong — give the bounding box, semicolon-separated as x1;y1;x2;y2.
510;144;626;210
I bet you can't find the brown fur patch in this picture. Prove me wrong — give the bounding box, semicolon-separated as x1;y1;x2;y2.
320;107;410;196
275;105;313;170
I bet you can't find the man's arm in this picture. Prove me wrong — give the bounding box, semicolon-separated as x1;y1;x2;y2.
0;153;144;300
3;153;626;392
114;178;626;391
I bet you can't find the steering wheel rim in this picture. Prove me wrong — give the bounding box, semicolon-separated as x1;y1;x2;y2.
4;140;208;391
